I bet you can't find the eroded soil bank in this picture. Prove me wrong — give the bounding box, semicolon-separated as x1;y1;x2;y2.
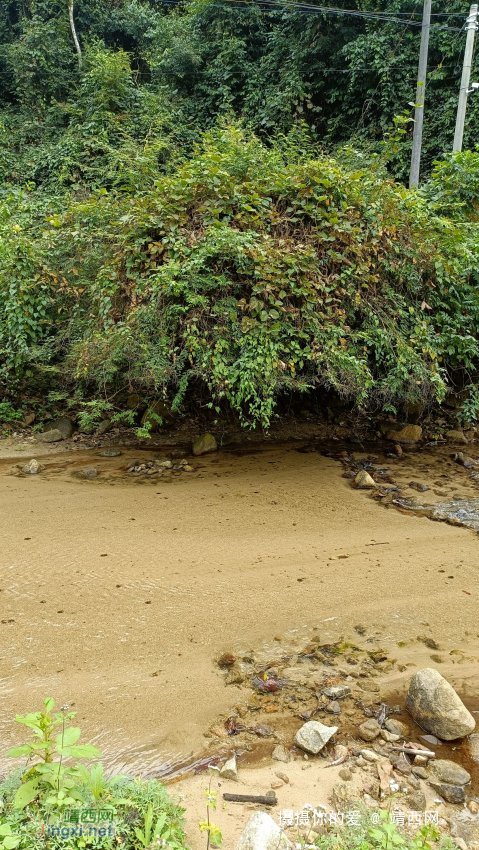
1;435;479;846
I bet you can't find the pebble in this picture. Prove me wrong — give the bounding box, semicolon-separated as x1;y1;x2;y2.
339;768;352;781
270;780;283;789
322;685;351;700
354;470;376;489
294;720;337;755
325;700;341;715
360;749;379;762
359;719;381;741
385;718;409;737
275;772;289;784
99;448;121;457
220;755;238;781
81;467;98;478
22;459;44;474
412;766;429;779
468;801;479;814
272;745;290;763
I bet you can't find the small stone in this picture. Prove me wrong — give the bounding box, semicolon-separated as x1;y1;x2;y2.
468;801;479;814
192;434;218;456
406;667;476;740
22;459;44;474
99;448;121;457
96;419;112;435
339;768;352;781
429;759;471;786
183;465;194;472
362;777;380;800
275;771;289;784
405;790;427;811
386;424;422;443
322;685;351;700
270;780;283;789
412;766;429;779
81;467;98;478
409;481;430;492
361;748;379;762
446;430;468;444
359;719;381;741
35;428;63;443
395;753;412;775
355;470;376;489
234;812;292;850
294;720;337;755
220;755;238;781
363;793;378;808
385;719;409;737
414;755;428;766
272;745;290;763
325;700;341;715
380;729;400;743
158;460;173;469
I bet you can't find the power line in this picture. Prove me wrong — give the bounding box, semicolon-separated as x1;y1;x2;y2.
154;0;462;29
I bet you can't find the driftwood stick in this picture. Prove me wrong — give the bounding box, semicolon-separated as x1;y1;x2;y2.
391;746;435;758
223;793;277;806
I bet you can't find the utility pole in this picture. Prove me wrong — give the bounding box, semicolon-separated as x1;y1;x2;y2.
409;0;432;188
453;4;478;152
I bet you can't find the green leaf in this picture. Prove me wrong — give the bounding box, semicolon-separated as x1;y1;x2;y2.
56;726;81;747
67;745;102;759
3;836;20;849
13;778;40;809
0;826;13;837
5;745;31;757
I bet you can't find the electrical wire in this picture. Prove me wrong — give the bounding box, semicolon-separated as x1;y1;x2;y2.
153;0;462;30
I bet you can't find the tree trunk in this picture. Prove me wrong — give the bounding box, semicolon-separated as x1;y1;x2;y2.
68;0;82;70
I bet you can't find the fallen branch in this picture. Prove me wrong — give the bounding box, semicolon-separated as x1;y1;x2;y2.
223;793;277;805
391;746;435;758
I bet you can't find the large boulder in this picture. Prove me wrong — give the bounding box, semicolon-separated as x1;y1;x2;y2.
428;759;470;786
96;419;112;435
405;668;476;740
50;417;75;439
386;424;422;443
294;720;337;754
445;430;468;444
192;433;218;456
234;812;292;850
35;429;63;443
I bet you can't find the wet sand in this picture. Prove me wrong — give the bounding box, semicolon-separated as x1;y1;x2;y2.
0;439;478;780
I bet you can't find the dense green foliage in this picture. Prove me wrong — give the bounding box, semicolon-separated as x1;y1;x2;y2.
1;0;479;426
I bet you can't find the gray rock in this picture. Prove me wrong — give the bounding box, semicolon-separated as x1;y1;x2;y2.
412;766;429;780
380;729;400;743
429;781;465;804
451;815;479;847
81;467;98;478
22;459;44;474
50;417;75;439
294;720;337;754
192;433;218;456
272;745;290;764
234;812;292;850
405;668;476;740
429;759;471;786
35;429;63;443
96;420;112;436
385;718;409;737
355;470;376;489
359;719;381;741
405;790;427;811
339;768;353;781
325;700;341;714
395;753;412;775
322;685;350;700
99;448;121;457
220;755;238;781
